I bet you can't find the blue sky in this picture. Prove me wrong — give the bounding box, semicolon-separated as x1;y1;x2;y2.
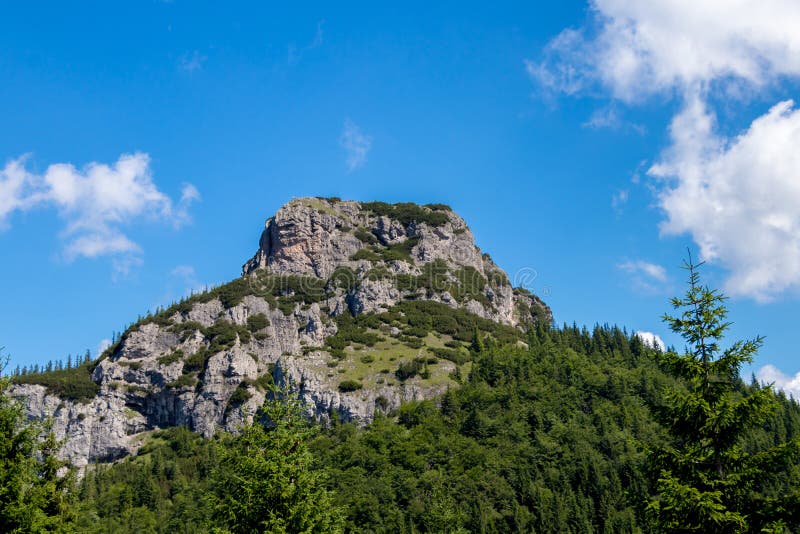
2;1;800;394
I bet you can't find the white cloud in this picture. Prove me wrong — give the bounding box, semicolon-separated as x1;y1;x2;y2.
97;338;112;356
757;364;800;399
530;0;800;102
635;331;665;351
651;98;800;301
533;1;800;302
0;152;198;265
340;119;372;172
619;260;667;281
619;260;669;294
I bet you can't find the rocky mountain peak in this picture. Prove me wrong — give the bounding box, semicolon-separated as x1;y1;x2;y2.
12;197;550;469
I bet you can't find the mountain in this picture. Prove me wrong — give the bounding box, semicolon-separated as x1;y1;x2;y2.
11;198;551;468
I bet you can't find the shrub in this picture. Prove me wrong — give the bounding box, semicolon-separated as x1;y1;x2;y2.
182;350;209;375
351;248;382;262
375;396;390;411
338;380;363;392
354;229;379;245
246;313;270;333
361;202;449;227
424;203;452;212
170;321;204;341
225;383;252;413
329;267;359;292
166;374;197;389
158;350;184;366
395;359;423;381
204;321;251;353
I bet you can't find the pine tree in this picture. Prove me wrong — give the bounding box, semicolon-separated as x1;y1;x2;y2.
0;352;75;532
646;256;800;532
211;389;344;533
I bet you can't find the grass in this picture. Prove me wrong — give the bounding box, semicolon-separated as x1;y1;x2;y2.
308;329;462;391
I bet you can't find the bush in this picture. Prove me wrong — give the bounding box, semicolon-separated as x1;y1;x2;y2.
338;380;363;393
329;267;359;292
246;314;270;333
351;248;382;262
166;374;197;389
354;229;378;245
395;359;423;381
170;321;204;341
225;383;252;413
361;202;449;227
157;350;184;366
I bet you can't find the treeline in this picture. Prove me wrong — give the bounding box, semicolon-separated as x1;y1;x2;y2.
10;351;92;377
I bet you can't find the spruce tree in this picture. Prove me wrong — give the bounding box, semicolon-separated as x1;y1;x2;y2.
211;389;344;533
0;352;75;532
646;256;800;532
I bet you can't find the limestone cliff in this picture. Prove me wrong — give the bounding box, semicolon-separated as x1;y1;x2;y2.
12;198;551;468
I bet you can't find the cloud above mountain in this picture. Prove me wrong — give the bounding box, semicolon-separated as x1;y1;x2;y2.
530;0;800;301
0;152;198;268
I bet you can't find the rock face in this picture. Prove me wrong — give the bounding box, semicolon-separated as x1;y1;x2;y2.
12;198;551;469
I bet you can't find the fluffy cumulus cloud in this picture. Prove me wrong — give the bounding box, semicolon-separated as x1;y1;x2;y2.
0;152;198;266
757;364;800;399
635;331;665;351
340;119;372;172
651;97;800;301
529;0;800;102
531;0;800;301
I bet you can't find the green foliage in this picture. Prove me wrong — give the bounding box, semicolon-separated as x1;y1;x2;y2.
338;380;363;393
58;323;800;533
325;314;382;354
157;349;184;366
395;359;424;381
12;361;99;403
353;229;378;245
361;201;450;227
205;321;251;353
74;426;216;533
246;313;270;333
166;374;197;389
329;266;359;293
350;248;382;262
646;257;800;532
429;347;471;365
423;203;452;212
2;357;76;532
393;300;521;345
211;393;344;533
225;383;253;413
351;237;421;264
169;321;204;341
